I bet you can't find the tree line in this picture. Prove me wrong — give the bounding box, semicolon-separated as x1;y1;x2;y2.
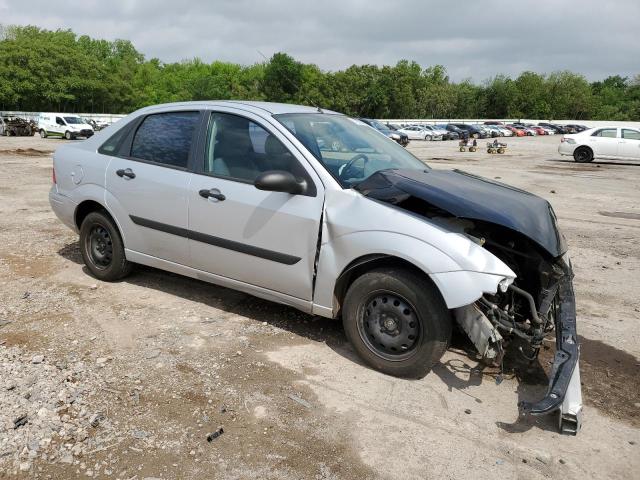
1;25;639;120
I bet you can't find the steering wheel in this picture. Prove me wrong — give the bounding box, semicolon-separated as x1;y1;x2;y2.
339;153;369;181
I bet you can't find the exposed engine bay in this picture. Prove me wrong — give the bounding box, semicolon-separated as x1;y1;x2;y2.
355;168;583;434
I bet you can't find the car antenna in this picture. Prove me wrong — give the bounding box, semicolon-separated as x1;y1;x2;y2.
257;50;324;113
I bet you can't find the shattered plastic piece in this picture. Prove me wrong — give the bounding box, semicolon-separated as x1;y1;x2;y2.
206;427;224;442
288;394;312;409
14;414;28;429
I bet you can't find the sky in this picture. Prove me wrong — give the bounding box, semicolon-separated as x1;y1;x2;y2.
2;0;639;82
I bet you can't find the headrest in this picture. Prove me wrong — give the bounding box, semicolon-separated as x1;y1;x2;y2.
264;135;289;156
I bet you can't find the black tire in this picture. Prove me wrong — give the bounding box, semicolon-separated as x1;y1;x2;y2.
573;146;593;163
79;211;133;281
65;131;72;140
40;129;47;138
342;267;451;378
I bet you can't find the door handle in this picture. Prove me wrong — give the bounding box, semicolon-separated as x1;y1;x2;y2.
116;168;136;179
199;189;226;201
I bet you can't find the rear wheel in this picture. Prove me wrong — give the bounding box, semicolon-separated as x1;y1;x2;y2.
79;211;133;281
342;268;451;378
39;129;47;138
425;135;432;141
573;146;593;163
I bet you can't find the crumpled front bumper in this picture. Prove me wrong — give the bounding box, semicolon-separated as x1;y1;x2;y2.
519;261;583;435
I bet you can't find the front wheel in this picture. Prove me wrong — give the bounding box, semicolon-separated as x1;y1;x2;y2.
342;268;451;378
65;131;72;140
79;211;133;281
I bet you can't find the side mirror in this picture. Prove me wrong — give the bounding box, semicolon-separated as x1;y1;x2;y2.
254;170;307;195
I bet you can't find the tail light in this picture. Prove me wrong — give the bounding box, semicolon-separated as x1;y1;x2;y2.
561;137;576;144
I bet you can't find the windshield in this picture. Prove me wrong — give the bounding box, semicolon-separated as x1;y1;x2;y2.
64;116;83;125
274;113;427;188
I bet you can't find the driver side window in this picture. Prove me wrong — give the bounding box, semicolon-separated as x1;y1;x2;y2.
204;112;309;184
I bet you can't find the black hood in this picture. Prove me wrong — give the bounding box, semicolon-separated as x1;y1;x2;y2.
354;169;567;258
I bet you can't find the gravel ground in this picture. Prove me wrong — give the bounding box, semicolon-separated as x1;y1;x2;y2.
0;134;638;479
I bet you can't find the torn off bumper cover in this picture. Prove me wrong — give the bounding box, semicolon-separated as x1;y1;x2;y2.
519;262;583;434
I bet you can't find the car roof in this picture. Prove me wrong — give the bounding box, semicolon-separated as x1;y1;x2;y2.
137;100;341;116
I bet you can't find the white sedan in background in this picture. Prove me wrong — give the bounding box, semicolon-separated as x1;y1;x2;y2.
398;125;441;140
558;126;640;162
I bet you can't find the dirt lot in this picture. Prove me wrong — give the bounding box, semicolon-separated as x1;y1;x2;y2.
0;134;638;479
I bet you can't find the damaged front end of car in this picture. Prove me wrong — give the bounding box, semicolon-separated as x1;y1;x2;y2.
355;168;583;434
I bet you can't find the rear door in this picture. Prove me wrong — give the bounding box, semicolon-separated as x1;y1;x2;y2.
187;109;324;300
105;110;201;266
589;128;619;157
620;129;640;159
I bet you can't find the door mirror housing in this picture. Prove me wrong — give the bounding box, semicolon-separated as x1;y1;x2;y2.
254;170;307;195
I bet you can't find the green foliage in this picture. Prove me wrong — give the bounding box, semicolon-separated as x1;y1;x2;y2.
0;24;638;120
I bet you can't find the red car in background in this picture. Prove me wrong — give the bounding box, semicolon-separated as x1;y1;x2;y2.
504;125;526;136
527;125;548;135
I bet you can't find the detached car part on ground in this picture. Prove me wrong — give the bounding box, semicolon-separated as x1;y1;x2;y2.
49;101;582;434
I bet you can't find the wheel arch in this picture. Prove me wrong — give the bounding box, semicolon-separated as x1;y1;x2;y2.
74;200;124;239
332;254;447;319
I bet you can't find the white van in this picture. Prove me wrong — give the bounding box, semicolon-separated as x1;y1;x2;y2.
38;113;94;140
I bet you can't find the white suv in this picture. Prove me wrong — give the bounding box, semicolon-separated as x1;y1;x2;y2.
558;126;640;162
49;101;583;433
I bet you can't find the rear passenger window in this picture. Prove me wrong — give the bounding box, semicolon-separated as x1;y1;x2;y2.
622;129;640;140
592;129;617;138
130;112;199;168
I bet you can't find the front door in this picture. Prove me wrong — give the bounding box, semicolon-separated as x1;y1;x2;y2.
187;110;324;300
620;129;640;160
105;110;201;266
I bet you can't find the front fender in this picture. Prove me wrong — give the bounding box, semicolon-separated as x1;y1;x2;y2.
313;229;515;316
312;189;516;317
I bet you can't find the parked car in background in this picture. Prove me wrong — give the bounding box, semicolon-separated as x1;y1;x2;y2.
82;118;110;132
496;126;513;136
564;124;588;133
439;124;467;139
504;125;525;137
434;125;460;140
359;118;409;146
398;125;440;141
538;123;567;134
483;121;505;126
485;125;511;137
538;126;556;135
526;125;548;135
38;113;94;140
423;125;452;140
49;101;582;433
1;115;37;136
450;123;487;139
559;126;640;163
509;125;536;136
